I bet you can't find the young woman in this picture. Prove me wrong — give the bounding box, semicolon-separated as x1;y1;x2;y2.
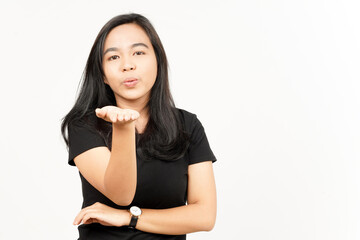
61;13;217;240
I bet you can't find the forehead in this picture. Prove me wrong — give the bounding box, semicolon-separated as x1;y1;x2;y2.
104;23;152;49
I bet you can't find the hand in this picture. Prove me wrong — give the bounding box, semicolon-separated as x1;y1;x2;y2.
73;202;130;227
95;106;140;124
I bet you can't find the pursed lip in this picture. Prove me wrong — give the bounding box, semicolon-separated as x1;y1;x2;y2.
122;77;139;84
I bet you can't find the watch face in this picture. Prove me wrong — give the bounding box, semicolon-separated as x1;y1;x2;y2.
130;206;142;216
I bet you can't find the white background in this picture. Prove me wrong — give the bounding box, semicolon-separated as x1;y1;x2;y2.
0;0;359;239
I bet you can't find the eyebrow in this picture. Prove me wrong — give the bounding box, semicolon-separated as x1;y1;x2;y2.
103;42;149;56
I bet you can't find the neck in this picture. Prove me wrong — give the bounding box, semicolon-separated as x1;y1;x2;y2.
115;95;149;115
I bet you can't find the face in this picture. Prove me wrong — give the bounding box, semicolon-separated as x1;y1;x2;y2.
102;23;158;107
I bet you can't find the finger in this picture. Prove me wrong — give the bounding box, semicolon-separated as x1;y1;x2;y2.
111;113;117;122
83;218;94;225
73;206;95;225
119;114;124;121
117;113;123;122
127;111;138;121
74;213;83;225
134;112;140;119
99;108;109;119
82;213;96;225
95;108;103;117
74;209;87;225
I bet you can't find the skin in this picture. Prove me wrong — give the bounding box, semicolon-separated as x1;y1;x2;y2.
72;23;217;235
102;23;158;132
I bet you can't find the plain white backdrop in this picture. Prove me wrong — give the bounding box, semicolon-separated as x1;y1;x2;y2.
0;0;359;239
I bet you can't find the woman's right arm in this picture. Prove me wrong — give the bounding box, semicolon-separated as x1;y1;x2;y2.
73;107;139;206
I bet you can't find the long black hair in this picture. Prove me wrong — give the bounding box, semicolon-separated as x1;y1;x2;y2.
61;13;190;161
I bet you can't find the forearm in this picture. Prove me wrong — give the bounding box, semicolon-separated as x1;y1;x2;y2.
104;122;137;205
133;203;216;235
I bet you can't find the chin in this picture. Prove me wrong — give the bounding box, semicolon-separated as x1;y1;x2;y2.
118;93;148;102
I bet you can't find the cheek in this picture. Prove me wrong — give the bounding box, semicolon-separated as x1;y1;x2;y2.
102;64;110;81
103;64;117;84
146;56;158;83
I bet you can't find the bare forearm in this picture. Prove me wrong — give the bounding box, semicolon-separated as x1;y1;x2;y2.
104;122;137;205
135;204;216;235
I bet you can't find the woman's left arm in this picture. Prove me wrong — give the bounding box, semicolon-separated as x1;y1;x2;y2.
73;161;217;235
137;161;217;234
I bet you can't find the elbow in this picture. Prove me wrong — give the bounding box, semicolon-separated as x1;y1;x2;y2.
110;191;135;206
105;186;136;206
198;209;216;231
201;204;216;231
104;181;136;206
193;202;216;232
203;206;216;231
203;217;216;231
113;197;133;206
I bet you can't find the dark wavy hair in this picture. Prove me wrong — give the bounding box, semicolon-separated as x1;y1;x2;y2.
61;13;190;161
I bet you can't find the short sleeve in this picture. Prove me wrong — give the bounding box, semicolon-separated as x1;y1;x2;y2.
67;122;107;166
187;115;217;165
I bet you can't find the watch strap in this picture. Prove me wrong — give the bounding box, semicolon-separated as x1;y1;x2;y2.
129;215;138;228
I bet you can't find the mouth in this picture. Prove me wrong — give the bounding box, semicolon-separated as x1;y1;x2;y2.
123;77;139;87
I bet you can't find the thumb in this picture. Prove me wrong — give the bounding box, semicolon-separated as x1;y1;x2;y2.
95;108;104;117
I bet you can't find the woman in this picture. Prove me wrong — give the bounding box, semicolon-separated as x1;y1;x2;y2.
61;13;217;240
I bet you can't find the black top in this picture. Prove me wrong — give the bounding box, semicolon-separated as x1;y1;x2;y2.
67;108;217;240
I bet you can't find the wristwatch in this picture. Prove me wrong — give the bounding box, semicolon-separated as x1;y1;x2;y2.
129;206;142;228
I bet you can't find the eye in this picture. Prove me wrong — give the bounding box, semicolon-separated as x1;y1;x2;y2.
108;55;120;61
134;51;145;56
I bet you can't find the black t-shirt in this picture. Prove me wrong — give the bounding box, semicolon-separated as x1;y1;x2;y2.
67;108;217;240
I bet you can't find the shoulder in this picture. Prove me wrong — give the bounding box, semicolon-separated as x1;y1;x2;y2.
67;110;110;145
176;107;196;118
175;108;199;132
69;111;97;128
67;111;108;166
68;111;106;136
176;108;217;164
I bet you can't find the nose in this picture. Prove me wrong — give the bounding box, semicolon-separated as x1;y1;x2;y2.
122;64;135;71
121;58;136;72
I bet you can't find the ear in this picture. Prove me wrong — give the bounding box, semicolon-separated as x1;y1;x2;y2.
103;78;109;85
